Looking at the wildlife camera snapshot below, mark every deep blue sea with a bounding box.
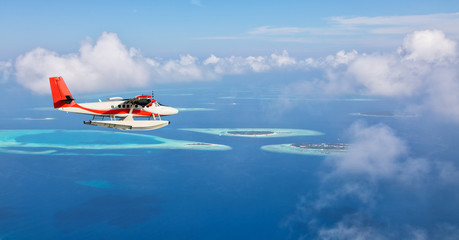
[1,74,459,239]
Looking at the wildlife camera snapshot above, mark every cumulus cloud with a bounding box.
[351,30,459,120]
[325,122,432,187]
[278,29,459,122]
[423,65,459,121]
[15,32,150,94]
[296,30,457,95]
[13,32,302,94]
[329,122,409,179]
[153,54,214,82]
[9,30,459,123]
[203,50,297,74]
[292,30,457,98]
[271,50,296,67]
[400,29,457,62]
[348,54,427,96]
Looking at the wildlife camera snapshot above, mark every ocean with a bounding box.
[1,75,458,239]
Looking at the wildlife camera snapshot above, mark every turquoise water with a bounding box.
[0,130,231,153]
[15,130,164,146]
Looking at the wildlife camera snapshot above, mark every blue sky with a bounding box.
[1,0,459,58]
[1,0,459,122]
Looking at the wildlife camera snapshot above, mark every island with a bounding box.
[185,143,213,146]
[291,143,347,151]
[0,129,231,156]
[261,142,348,156]
[351,112,417,118]
[180,128,323,138]
[226,131,276,137]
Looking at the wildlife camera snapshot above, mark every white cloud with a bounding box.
[331,12,459,36]
[13,32,303,94]
[279,30,459,122]
[424,65,459,121]
[318,216,388,240]
[203,54,220,65]
[203,50,297,74]
[246,56,270,72]
[232,13,459,45]
[0,60,13,83]
[325,50,358,67]
[270,50,296,67]
[15,32,150,94]
[313,182,375,210]
[204,56,247,74]
[326,122,432,185]
[400,29,457,62]
[331,122,407,179]
[347,54,425,97]
[10,30,459,123]
[153,54,215,82]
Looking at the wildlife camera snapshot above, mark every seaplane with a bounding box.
[49,76,178,130]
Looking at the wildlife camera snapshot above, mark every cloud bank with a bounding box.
[13,32,300,94]
[8,29,459,122]
[282,29,459,122]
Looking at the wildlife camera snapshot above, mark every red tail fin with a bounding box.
[49,76,75,108]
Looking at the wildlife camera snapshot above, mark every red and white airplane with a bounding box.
[49,76,178,130]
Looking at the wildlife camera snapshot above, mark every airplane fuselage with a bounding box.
[58,100,179,118]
